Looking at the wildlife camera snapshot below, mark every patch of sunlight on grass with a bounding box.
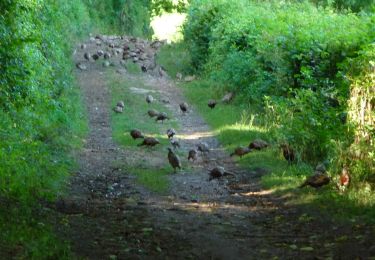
[129,167,170,194]
[151,13,186,43]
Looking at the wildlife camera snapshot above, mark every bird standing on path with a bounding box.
[230,147,252,158]
[113,105,123,113]
[208,99,217,109]
[197,142,210,154]
[146,94,154,104]
[208,166,236,181]
[168,148,181,173]
[179,102,188,114]
[138,137,160,147]
[170,138,180,150]
[156,112,169,123]
[167,128,176,139]
[188,149,198,162]
[148,109,159,118]
[130,129,144,140]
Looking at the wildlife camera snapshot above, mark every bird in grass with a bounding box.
[147,109,159,118]
[179,102,188,114]
[117,101,125,108]
[146,94,154,104]
[168,148,181,173]
[197,142,210,154]
[280,144,295,163]
[208,99,217,109]
[208,166,236,181]
[113,105,123,113]
[130,129,144,140]
[166,128,176,139]
[221,92,234,103]
[299,172,330,188]
[170,138,180,149]
[230,147,252,158]
[338,167,350,191]
[188,149,198,162]
[138,137,160,147]
[249,139,269,150]
[156,112,169,123]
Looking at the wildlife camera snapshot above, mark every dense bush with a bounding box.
[183,0,374,175]
[0,0,152,257]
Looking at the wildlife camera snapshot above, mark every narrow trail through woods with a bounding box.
[55,35,373,259]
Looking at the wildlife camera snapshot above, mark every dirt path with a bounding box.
[55,35,374,259]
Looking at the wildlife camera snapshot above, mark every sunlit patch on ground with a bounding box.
[151,13,186,43]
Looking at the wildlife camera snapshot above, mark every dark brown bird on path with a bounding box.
[197,142,210,153]
[208,166,236,181]
[299,172,330,188]
[113,106,123,113]
[84,52,91,61]
[141,65,147,72]
[92,53,99,60]
[138,137,160,147]
[168,148,181,173]
[230,147,252,158]
[117,101,125,108]
[104,52,111,59]
[146,94,154,104]
[280,144,295,163]
[208,99,217,109]
[249,139,269,150]
[166,128,176,139]
[179,102,188,114]
[130,129,144,140]
[148,109,159,118]
[170,138,180,149]
[156,112,169,123]
[188,149,198,161]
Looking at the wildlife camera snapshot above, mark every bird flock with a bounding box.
[77,34,350,188]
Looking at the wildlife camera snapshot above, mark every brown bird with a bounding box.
[208,166,236,181]
[146,94,154,104]
[197,142,210,153]
[179,102,188,114]
[208,99,217,109]
[299,172,330,188]
[138,137,160,147]
[156,112,169,123]
[92,53,99,60]
[249,139,269,150]
[188,149,198,161]
[83,52,91,61]
[166,128,176,139]
[130,129,144,140]
[170,138,180,149]
[104,52,111,59]
[168,148,181,173]
[113,106,123,113]
[230,147,252,158]
[147,109,159,118]
[338,167,350,190]
[117,101,125,108]
[280,144,295,163]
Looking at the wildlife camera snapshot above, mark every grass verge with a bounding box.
[157,43,375,223]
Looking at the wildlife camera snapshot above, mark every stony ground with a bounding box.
[53,34,375,259]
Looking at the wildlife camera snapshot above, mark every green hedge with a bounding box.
[183,0,374,169]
